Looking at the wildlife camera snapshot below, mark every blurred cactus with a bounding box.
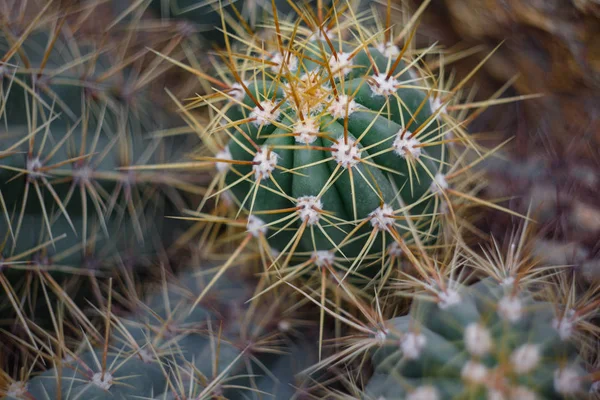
[0,0,202,265]
[0,0,205,368]
[148,0,296,36]
[0,264,314,399]
[364,277,594,399]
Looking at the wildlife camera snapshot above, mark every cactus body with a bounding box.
[214,29,445,279]
[364,277,591,400]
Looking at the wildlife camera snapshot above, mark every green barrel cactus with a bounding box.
[195,3,451,282]
[1,268,311,399]
[364,277,592,399]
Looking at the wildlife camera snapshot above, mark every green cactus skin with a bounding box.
[0,30,171,131]
[0,25,200,258]
[211,25,446,279]
[1,270,311,400]
[148,0,296,36]
[364,277,592,400]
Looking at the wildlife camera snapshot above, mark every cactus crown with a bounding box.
[365,276,592,400]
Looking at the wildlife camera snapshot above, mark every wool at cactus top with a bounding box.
[198,5,454,280]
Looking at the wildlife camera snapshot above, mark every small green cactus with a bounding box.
[182,1,458,290]
[364,277,592,400]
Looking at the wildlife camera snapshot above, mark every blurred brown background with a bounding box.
[411,0,600,282]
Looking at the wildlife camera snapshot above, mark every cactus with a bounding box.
[156,0,488,299]
[0,1,206,361]
[362,275,593,400]
[0,264,313,400]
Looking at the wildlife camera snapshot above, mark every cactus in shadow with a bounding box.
[147,0,297,39]
[0,0,206,361]
[0,262,315,400]
[0,2,202,262]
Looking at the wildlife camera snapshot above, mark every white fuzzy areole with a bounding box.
[553,367,581,394]
[247,215,267,237]
[313,250,335,267]
[328,95,358,119]
[552,309,576,340]
[331,136,361,168]
[500,276,516,287]
[296,196,323,225]
[270,52,298,74]
[438,288,461,309]
[387,241,403,257]
[374,328,389,346]
[229,82,246,102]
[376,42,401,59]
[252,146,278,180]
[91,371,114,390]
[464,323,493,356]
[328,52,353,77]
[510,344,540,373]
[250,100,280,126]
[497,295,523,323]
[294,117,320,144]
[278,319,292,332]
[26,157,43,179]
[309,28,331,42]
[401,332,427,360]
[407,386,439,400]
[430,173,449,195]
[6,381,27,398]
[369,204,395,231]
[429,96,448,117]
[393,132,422,159]
[369,73,399,97]
[138,347,155,363]
[215,147,233,173]
[510,387,537,400]
[461,360,488,384]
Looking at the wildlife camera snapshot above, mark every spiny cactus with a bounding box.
[156,0,508,299]
[0,1,205,364]
[363,277,592,400]
[0,263,313,400]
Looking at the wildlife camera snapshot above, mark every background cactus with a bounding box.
[2,1,599,399]
[0,0,206,373]
[148,0,296,38]
[363,277,592,399]
[0,262,314,400]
